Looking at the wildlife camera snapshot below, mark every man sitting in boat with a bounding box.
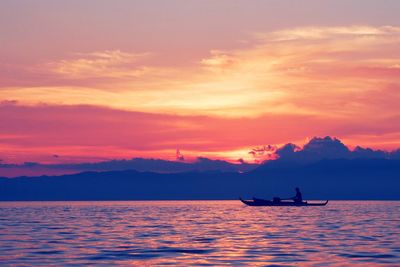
[291,187,303,203]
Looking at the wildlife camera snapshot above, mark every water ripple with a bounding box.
[0,200,400,266]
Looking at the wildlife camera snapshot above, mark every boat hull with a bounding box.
[239,198,328,207]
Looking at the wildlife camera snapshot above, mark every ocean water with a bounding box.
[0,201,399,266]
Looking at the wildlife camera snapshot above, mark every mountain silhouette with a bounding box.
[1,158,399,201]
[0,157,257,177]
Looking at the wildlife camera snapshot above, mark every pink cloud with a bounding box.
[1,102,400,164]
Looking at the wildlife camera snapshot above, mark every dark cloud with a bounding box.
[0,100,18,106]
[272,136,395,164]
[275,143,300,160]
[248,145,278,162]
[352,146,386,159]
[250,145,276,156]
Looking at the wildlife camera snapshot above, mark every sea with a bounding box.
[0,201,399,266]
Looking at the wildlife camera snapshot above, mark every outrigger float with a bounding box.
[240,197,329,207]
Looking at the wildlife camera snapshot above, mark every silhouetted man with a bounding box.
[292,187,303,203]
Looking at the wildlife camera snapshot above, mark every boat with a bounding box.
[239,197,329,206]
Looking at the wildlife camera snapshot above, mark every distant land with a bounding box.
[1,137,400,200]
[0,156,258,177]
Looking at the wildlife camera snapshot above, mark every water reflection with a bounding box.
[0,201,399,266]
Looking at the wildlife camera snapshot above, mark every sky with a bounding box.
[1,0,400,164]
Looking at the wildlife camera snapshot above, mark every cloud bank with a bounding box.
[1,25,400,163]
[272,136,400,164]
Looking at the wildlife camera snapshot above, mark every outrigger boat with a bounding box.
[240,197,328,207]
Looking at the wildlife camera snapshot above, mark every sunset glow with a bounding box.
[1,1,400,164]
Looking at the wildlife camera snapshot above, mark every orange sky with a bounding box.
[1,1,400,164]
